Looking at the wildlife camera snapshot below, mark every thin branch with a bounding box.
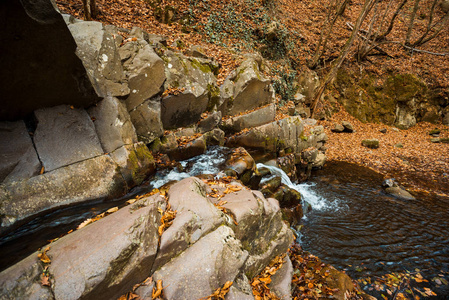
[387,41,449,56]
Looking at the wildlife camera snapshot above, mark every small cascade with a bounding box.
[257,163,329,211]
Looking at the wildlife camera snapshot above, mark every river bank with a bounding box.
[317,109,449,198]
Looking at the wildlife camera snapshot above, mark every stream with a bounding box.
[1,147,448,298]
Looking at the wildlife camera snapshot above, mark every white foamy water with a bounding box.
[256,163,334,211]
[152,147,228,188]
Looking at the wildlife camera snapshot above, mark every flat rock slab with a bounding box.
[152,177,224,272]
[152,225,248,300]
[220,104,276,134]
[0,155,127,233]
[0,121,41,183]
[226,116,305,153]
[34,105,104,172]
[0,252,52,299]
[48,194,164,300]
[268,256,293,299]
[88,96,137,153]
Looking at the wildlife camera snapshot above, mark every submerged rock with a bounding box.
[382,179,415,200]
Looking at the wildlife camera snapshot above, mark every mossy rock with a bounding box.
[335,69,428,125]
[361,139,379,149]
[429,128,441,135]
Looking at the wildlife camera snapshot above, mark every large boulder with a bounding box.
[151,225,248,300]
[87,96,138,153]
[119,38,166,111]
[165,135,207,161]
[0,121,41,183]
[220,103,276,134]
[268,256,293,299]
[219,55,275,116]
[226,116,305,153]
[34,105,104,172]
[0,252,52,299]
[48,194,164,300]
[0,194,164,300]
[161,50,219,129]
[0,155,127,233]
[152,177,225,272]
[66,19,129,97]
[128,99,164,144]
[0,0,100,121]
[109,142,156,188]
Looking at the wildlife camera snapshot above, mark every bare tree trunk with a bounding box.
[310,0,376,118]
[308,0,349,69]
[405,0,420,46]
[83,0,97,20]
[376,0,408,41]
[412,8,449,46]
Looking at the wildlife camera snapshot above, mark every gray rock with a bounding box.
[48,194,164,300]
[149,134,178,153]
[0,121,41,183]
[226,116,305,153]
[0,0,100,121]
[220,190,284,256]
[185,45,209,59]
[331,123,345,133]
[226,286,255,300]
[109,142,155,188]
[0,252,52,299]
[268,256,293,299]
[225,147,256,178]
[382,179,415,200]
[166,135,207,161]
[161,51,218,129]
[361,139,379,149]
[152,177,225,272]
[395,143,404,148]
[128,99,164,144]
[395,100,417,129]
[68,21,129,97]
[295,69,320,105]
[34,105,103,172]
[220,104,276,133]
[197,111,222,134]
[88,96,138,153]
[0,155,127,233]
[152,225,248,300]
[312,152,326,169]
[430,138,440,143]
[441,138,449,144]
[311,125,324,135]
[219,55,275,116]
[380,128,387,133]
[203,128,226,146]
[342,121,354,133]
[119,39,166,111]
[243,222,293,278]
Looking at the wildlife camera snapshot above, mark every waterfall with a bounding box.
[256,163,328,211]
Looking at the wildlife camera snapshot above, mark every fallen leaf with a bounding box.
[38,246,51,264]
[152,279,163,299]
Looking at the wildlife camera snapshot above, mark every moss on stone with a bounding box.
[189,58,212,73]
[335,68,429,125]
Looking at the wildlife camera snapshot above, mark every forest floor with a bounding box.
[55,0,449,197]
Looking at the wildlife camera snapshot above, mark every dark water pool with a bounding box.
[300,161,449,298]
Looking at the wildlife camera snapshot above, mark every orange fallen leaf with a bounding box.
[38,246,51,264]
[152,279,163,299]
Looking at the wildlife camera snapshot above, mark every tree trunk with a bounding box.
[310,0,376,118]
[83,0,97,21]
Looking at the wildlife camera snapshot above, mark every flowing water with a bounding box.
[2,148,449,298]
[262,161,449,298]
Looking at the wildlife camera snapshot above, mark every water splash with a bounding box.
[256,163,334,211]
[152,146,229,188]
